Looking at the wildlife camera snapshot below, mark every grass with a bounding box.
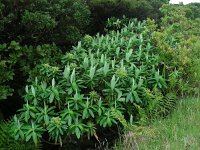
[113,97,200,150]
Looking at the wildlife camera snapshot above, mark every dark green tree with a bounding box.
[0,0,91,46]
[186,3,200,19]
[87,0,169,33]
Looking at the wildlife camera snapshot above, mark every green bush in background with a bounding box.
[154,4,200,96]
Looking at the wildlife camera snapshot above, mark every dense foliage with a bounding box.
[155,4,200,95]
[0,121,42,149]
[0,42,62,119]
[0,0,90,45]
[0,1,199,149]
[87,0,169,33]
[0,0,90,111]
[186,3,200,19]
[0,42,61,97]
[9,18,178,146]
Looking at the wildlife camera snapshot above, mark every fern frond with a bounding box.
[159,93,177,116]
[111,108,128,129]
[133,103,148,125]
[148,92,177,119]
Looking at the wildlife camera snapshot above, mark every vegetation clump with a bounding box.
[0,1,199,149]
[9,18,178,146]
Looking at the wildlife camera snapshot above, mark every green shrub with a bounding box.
[154,4,200,95]
[10,18,176,146]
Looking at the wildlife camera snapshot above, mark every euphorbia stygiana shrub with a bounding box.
[10,19,175,146]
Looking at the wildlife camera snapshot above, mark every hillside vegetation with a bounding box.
[0,1,199,149]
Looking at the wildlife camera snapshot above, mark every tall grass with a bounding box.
[113,97,200,150]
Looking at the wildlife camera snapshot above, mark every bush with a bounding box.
[10,18,177,146]
[154,4,200,95]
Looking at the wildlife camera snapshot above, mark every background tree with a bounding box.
[0,0,90,119]
[87,0,169,33]
[0,0,91,46]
